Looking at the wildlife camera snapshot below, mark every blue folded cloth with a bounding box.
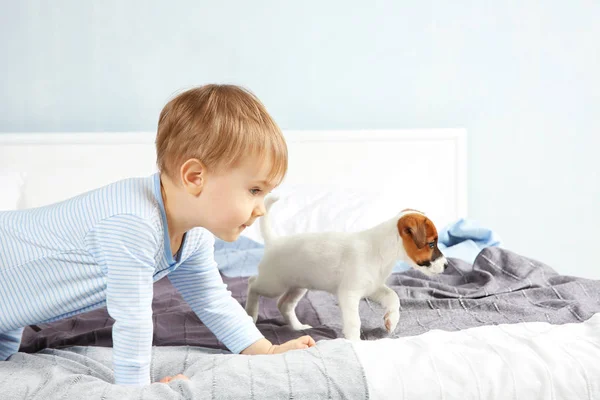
[438,218,502,261]
[215,219,502,277]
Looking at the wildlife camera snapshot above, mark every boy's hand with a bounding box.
[268,335,316,354]
[159,374,189,384]
[241,336,316,355]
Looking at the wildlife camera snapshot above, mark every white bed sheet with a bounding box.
[353,313,600,399]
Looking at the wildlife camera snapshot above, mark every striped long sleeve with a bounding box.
[168,232,264,354]
[85,214,159,386]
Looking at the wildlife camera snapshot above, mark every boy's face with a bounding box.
[196,157,277,242]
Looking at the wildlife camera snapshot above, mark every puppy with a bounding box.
[245,196,447,340]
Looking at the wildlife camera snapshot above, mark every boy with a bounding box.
[0,84,315,386]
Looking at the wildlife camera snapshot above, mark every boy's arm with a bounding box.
[85,215,158,386]
[168,231,264,354]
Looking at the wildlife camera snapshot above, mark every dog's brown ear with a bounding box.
[410,223,427,249]
[397,216,427,249]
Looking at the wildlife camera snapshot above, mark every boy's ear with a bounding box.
[180,159,205,196]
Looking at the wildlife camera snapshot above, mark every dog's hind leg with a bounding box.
[245,276,261,322]
[368,285,400,334]
[245,275,285,323]
[277,288,312,331]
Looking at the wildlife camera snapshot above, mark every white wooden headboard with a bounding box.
[0,129,467,227]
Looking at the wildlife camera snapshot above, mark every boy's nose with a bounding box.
[255,202,266,217]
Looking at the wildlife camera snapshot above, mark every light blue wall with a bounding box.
[1,1,599,275]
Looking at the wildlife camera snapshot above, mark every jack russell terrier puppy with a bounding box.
[245,197,448,341]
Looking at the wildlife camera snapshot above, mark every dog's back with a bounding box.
[261,230,370,291]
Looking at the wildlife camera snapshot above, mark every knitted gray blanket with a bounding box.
[1,340,366,399]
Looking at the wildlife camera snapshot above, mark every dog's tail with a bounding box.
[260,195,279,245]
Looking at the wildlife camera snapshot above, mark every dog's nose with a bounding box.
[443,261,449,270]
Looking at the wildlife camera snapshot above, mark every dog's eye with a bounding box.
[428,242,435,249]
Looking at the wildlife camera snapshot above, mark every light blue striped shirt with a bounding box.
[0,173,263,385]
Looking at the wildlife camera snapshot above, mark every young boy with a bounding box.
[0,84,315,386]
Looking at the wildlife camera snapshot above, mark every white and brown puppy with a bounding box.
[245,197,447,341]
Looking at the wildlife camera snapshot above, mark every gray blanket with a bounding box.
[361,246,600,338]
[9,247,600,398]
[1,340,367,399]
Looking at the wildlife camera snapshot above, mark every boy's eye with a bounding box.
[249,188,262,195]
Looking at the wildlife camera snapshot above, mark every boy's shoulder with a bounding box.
[75,174,161,222]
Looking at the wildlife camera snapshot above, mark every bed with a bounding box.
[1,130,599,399]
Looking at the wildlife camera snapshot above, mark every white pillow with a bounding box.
[0,171,25,211]
[242,184,402,244]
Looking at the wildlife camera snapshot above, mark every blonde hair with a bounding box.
[156,84,287,184]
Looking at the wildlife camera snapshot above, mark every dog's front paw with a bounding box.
[384,310,399,333]
[291,323,313,331]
